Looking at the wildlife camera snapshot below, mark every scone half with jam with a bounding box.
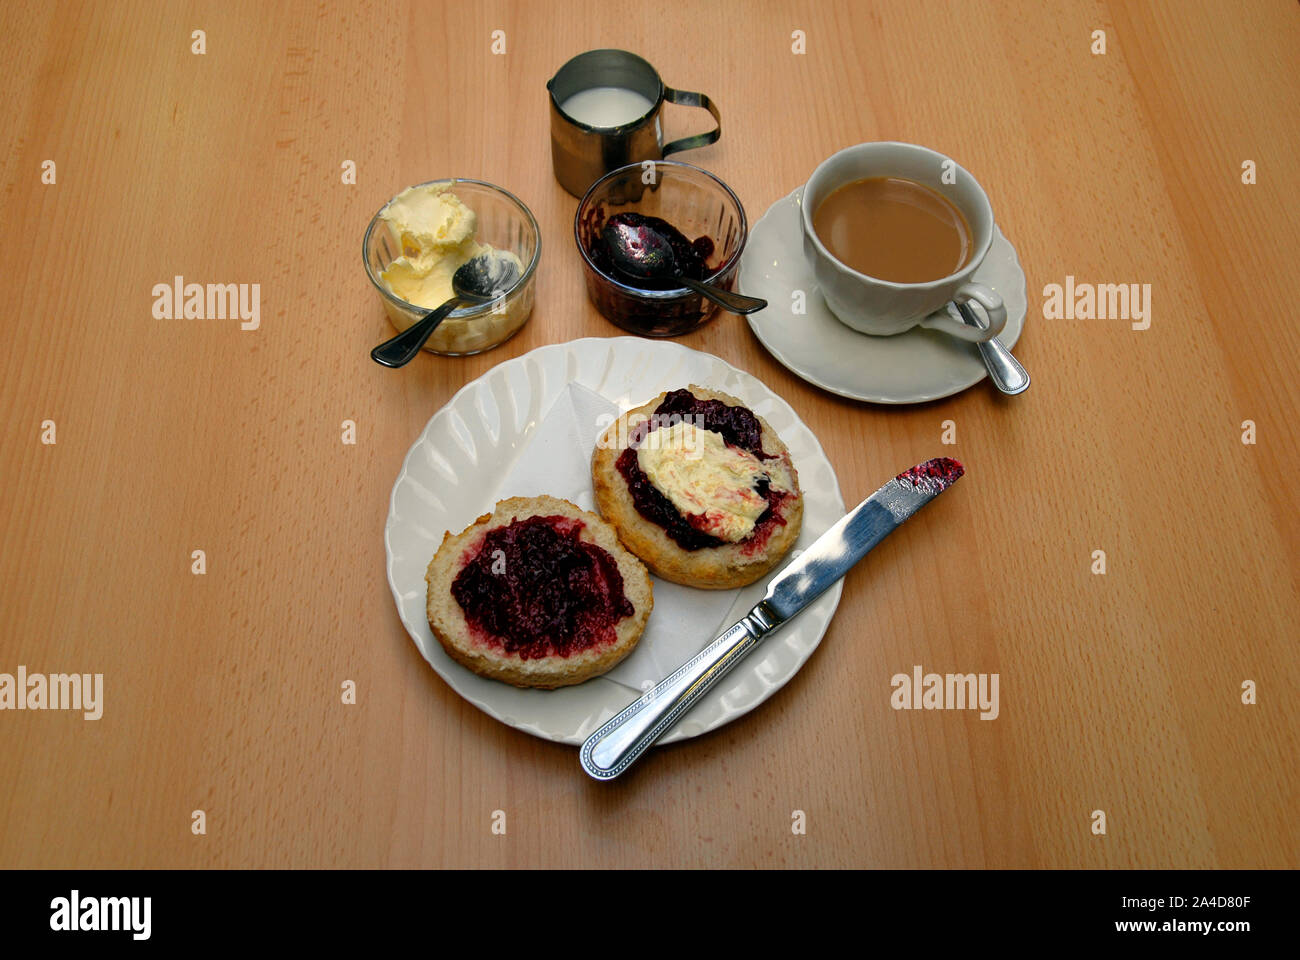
[592,385,803,589]
[426,495,653,689]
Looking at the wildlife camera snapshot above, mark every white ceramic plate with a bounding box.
[384,337,846,745]
[742,187,1028,404]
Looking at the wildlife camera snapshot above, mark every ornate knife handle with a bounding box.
[579,604,778,780]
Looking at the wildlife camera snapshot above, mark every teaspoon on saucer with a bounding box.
[955,300,1029,395]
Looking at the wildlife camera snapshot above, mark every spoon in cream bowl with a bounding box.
[371,251,521,368]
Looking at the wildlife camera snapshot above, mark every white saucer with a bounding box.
[741,188,1028,404]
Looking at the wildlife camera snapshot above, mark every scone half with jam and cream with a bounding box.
[592,386,803,590]
[426,496,653,689]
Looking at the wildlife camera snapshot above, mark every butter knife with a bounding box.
[579,457,965,780]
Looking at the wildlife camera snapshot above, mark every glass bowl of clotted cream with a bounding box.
[364,179,541,356]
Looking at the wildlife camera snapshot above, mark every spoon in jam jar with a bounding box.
[371,251,520,368]
[601,213,768,315]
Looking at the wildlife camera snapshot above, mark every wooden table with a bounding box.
[1,0,1296,869]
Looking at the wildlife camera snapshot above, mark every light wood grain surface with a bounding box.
[1,0,1296,869]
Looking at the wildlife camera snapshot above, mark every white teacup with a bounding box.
[800,142,1006,343]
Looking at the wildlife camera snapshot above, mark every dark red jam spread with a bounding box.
[615,389,790,552]
[450,515,633,659]
[895,457,965,492]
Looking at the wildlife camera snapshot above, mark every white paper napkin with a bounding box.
[495,382,739,692]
